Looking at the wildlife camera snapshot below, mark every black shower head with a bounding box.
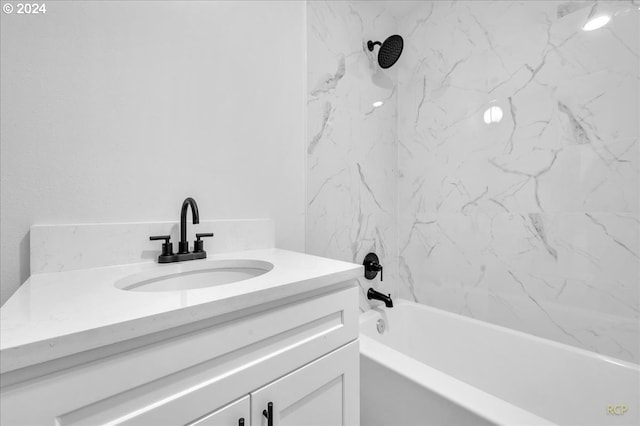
[367,34,404,69]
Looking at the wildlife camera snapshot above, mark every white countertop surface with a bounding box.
[0,248,362,374]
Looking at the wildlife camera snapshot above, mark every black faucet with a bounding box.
[367,288,393,308]
[179,197,199,254]
[149,197,213,263]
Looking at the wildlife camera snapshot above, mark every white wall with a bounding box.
[0,1,306,305]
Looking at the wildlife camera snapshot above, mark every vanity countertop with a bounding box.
[0,248,362,374]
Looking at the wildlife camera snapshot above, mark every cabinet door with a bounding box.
[251,341,359,426]
[189,395,250,426]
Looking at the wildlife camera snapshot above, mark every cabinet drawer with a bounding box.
[33,287,359,426]
[188,395,249,426]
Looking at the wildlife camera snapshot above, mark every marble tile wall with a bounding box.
[306,1,398,311]
[397,1,639,362]
[307,0,638,362]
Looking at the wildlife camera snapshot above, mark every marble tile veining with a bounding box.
[307,0,639,362]
[397,0,639,362]
[307,1,399,311]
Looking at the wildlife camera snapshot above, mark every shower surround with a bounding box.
[307,1,398,311]
[397,1,639,363]
[307,1,639,363]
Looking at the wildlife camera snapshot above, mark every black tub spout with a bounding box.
[367,288,393,308]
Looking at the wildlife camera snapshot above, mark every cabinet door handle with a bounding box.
[238,418,244,426]
[262,402,273,426]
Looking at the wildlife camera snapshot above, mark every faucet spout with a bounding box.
[367,288,393,308]
[179,197,199,254]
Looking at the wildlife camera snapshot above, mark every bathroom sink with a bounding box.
[115,259,273,292]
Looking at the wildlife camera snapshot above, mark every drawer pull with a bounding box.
[262,402,273,426]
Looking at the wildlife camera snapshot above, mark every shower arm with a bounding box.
[367,40,382,51]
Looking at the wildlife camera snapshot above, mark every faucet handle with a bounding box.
[194,233,214,253]
[363,252,383,282]
[150,235,174,257]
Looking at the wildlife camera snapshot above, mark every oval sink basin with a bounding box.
[116,259,273,292]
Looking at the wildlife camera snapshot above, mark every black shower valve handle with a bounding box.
[363,252,383,281]
[371,262,383,281]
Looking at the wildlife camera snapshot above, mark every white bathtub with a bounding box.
[360,299,639,426]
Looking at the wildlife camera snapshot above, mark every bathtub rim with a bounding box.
[360,334,557,426]
[361,299,640,370]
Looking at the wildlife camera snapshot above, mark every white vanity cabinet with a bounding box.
[189,396,250,426]
[250,341,358,426]
[190,341,358,426]
[0,285,360,426]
